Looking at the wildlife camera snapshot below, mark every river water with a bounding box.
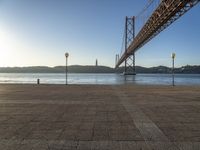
[0,73,199,85]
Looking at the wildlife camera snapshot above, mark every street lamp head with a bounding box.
[65,52,69,58]
[171,53,176,59]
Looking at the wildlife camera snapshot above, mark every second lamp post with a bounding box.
[65,52,69,85]
[171,52,176,86]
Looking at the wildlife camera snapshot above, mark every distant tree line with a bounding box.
[0,65,200,74]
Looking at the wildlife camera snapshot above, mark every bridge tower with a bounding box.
[124,16,136,75]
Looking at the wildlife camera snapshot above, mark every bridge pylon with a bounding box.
[124,16,136,75]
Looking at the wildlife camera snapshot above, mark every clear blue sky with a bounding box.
[0,0,200,67]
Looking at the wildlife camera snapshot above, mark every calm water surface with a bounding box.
[0,73,200,85]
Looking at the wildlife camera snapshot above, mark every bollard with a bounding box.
[37,79,40,85]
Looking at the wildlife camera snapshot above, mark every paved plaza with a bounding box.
[0,84,200,150]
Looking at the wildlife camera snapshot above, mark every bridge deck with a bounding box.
[0,84,200,149]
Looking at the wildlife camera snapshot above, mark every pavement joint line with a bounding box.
[0,100,95,105]
[0,139,200,149]
[1,100,199,105]
[111,86,181,150]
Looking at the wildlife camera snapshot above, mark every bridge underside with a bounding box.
[116,0,200,68]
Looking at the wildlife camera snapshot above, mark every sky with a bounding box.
[0,0,200,68]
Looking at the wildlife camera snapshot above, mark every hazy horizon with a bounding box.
[1,64,200,69]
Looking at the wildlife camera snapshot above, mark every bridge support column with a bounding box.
[124,53,136,75]
[124,16,136,75]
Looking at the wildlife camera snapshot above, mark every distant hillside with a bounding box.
[0,65,200,74]
[0,65,114,73]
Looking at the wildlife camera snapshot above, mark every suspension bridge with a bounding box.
[115,0,200,75]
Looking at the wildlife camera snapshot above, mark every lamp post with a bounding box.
[171,53,176,86]
[65,52,69,85]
